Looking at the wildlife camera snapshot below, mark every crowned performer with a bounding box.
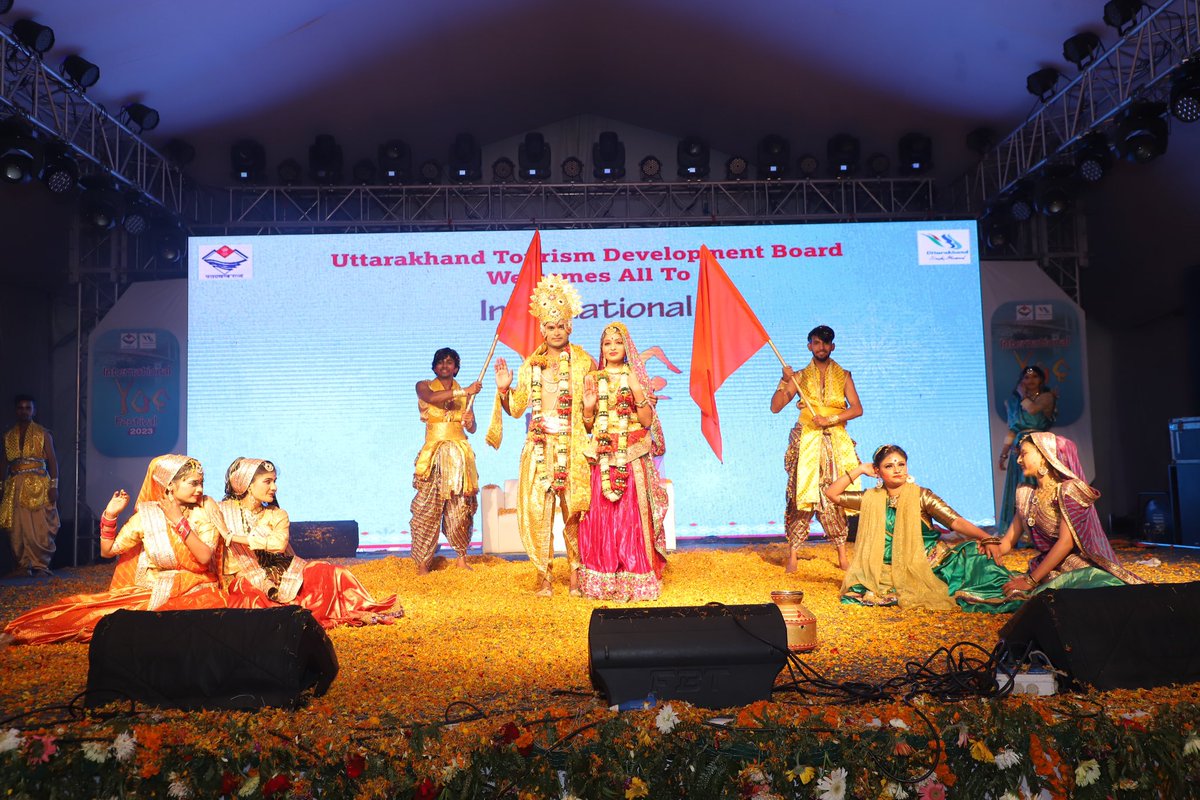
[490,275,596,596]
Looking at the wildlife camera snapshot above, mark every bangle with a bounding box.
[498,386,510,396]
[175,517,192,541]
[635,398,649,409]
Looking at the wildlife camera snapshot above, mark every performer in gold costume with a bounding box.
[410,348,482,574]
[1,395,59,577]
[490,275,596,596]
[770,326,862,572]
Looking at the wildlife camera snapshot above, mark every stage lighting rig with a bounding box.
[491,157,515,183]
[277,159,302,185]
[866,152,890,177]
[122,194,153,236]
[0,118,43,184]
[796,153,819,178]
[1074,132,1113,182]
[230,139,266,183]
[592,132,625,181]
[351,159,376,184]
[121,103,159,133]
[1062,32,1102,70]
[827,133,860,176]
[725,155,748,181]
[1026,67,1061,102]
[898,132,933,175]
[448,133,481,183]
[0,1,14,13]
[153,220,187,263]
[79,175,123,230]
[1034,169,1074,217]
[639,155,662,181]
[756,135,789,180]
[40,142,79,194]
[1170,57,1200,123]
[12,18,54,54]
[308,134,344,184]
[419,159,443,184]
[1006,183,1034,222]
[561,156,584,183]
[1116,102,1168,163]
[378,140,412,183]
[518,132,551,181]
[1103,0,1144,35]
[676,137,709,180]
[61,54,100,89]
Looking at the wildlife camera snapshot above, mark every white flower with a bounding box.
[815,767,847,800]
[112,731,136,762]
[999,793,1020,800]
[82,741,110,763]
[0,729,22,754]
[1076,759,1101,787]
[655,703,680,734]
[167,774,192,799]
[1184,735,1200,756]
[886,781,909,798]
[889,718,909,730]
[238,774,261,797]
[994,747,1022,770]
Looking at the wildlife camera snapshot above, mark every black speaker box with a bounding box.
[291,520,359,558]
[87,606,338,710]
[589,604,788,709]
[999,582,1200,690]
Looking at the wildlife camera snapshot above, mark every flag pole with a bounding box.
[766,339,819,419]
[466,334,501,413]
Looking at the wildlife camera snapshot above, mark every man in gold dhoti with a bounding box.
[410,348,482,575]
[490,275,596,596]
[1,395,60,577]
[770,326,862,573]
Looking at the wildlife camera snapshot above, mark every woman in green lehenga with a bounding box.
[826,444,1021,613]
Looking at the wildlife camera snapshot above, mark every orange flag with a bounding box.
[494,231,545,358]
[689,245,770,461]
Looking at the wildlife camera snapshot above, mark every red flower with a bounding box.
[497,722,521,745]
[346,753,366,779]
[220,772,241,794]
[263,774,292,798]
[414,777,441,800]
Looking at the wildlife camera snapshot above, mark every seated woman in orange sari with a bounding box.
[216,457,402,628]
[2,454,255,645]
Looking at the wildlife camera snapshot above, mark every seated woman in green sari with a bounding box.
[826,444,1020,612]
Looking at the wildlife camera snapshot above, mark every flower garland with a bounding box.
[594,368,633,501]
[529,350,572,492]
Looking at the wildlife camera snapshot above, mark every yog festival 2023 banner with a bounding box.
[188,222,988,549]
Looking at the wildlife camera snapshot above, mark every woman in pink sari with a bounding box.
[577,323,668,601]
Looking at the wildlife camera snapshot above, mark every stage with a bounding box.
[2,540,1199,798]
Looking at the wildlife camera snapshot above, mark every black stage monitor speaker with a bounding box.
[589,604,788,709]
[998,582,1200,690]
[87,606,338,710]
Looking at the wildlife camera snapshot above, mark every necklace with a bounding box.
[595,367,632,501]
[1026,481,1058,528]
[530,350,572,492]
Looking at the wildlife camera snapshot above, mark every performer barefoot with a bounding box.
[489,275,595,596]
[996,366,1057,539]
[770,325,862,572]
[827,445,1020,612]
[3,455,248,645]
[1,394,60,578]
[218,458,402,628]
[999,432,1142,598]
[577,323,669,601]
[410,348,482,574]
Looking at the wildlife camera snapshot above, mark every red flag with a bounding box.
[689,245,770,461]
[494,231,545,358]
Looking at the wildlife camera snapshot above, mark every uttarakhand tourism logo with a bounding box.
[916,229,972,265]
[198,244,253,280]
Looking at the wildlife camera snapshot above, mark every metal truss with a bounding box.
[0,27,184,211]
[187,178,941,235]
[956,0,1200,213]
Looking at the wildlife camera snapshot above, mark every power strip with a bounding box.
[995,667,1058,696]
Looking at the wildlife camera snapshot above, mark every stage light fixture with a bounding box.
[1074,132,1113,182]
[12,19,54,54]
[0,1,14,14]
[676,137,709,180]
[1170,57,1200,123]
[866,152,890,177]
[378,140,412,183]
[0,119,43,184]
[164,138,195,168]
[1103,0,1143,35]
[79,176,122,230]
[153,221,186,263]
[491,156,515,183]
[39,142,78,194]
[827,133,860,176]
[755,135,789,180]
[518,132,551,181]
[639,155,662,181]
[592,131,625,181]
[898,132,933,175]
[1026,67,1061,101]
[230,139,266,183]
[419,158,443,184]
[121,103,159,133]
[61,54,100,89]
[796,153,819,177]
[561,156,584,182]
[448,133,482,183]
[1034,173,1074,217]
[351,158,376,184]
[122,194,152,236]
[277,159,302,185]
[308,134,344,184]
[1006,183,1034,222]
[966,127,996,157]
[1116,102,1168,163]
[980,210,1015,251]
[725,155,749,181]
[1063,32,1102,69]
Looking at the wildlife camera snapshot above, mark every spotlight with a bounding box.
[518,132,551,181]
[122,194,152,236]
[79,176,122,230]
[1034,173,1074,217]
[1170,57,1200,123]
[1116,102,1168,163]
[491,157,515,183]
[12,18,54,54]
[39,142,78,194]
[153,220,186,263]
[61,54,100,89]
[725,155,749,181]
[448,133,481,183]
[898,132,933,175]
[966,127,996,157]
[351,158,376,184]
[756,135,789,180]
[796,153,819,177]
[827,133,860,176]
[277,159,302,185]
[378,140,412,183]
[308,134,343,184]
[121,103,159,133]
[866,152,891,177]
[419,158,443,184]
[1063,32,1102,70]
[1006,183,1034,222]
[676,137,709,180]
[0,119,43,184]
[230,139,266,183]
[561,156,584,182]
[1103,0,1144,35]
[163,138,195,168]
[981,210,1015,251]
[1026,68,1061,101]
[639,155,662,181]
[592,131,625,181]
[1074,132,1113,182]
